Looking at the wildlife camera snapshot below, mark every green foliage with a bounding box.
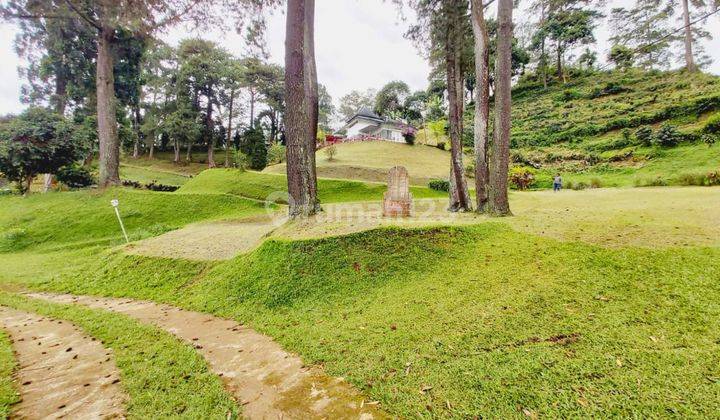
[56,164,95,188]
[240,127,267,171]
[608,45,634,70]
[428,178,449,192]
[374,80,410,117]
[323,145,337,161]
[653,124,681,147]
[266,143,286,165]
[0,107,87,193]
[704,113,720,134]
[635,126,654,146]
[701,134,716,147]
[234,151,249,171]
[509,166,536,190]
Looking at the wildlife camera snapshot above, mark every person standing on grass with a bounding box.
[553,173,562,192]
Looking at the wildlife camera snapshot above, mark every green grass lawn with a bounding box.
[265,141,451,185]
[37,224,720,418]
[178,169,445,202]
[0,329,18,418]
[0,292,238,418]
[2,179,720,417]
[0,188,266,252]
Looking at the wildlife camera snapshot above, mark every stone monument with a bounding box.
[383,166,412,217]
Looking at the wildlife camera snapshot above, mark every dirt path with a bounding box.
[0,306,126,419]
[28,293,383,419]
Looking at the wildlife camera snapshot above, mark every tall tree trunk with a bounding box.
[471,0,490,212]
[225,88,235,167]
[148,139,155,159]
[23,174,34,196]
[556,40,564,83]
[173,139,180,163]
[96,25,120,187]
[206,92,216,168]
[186,142,192,162]
[132,103,141,158]
[285,0,320,217]
[488,0,513,216]
[249,90,256,128]
[540,5,548,89]
[681,0,696,72]
[446,0,471,212]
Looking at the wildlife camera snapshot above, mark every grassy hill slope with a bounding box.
[508,69,720,187]
[265,141,450,185]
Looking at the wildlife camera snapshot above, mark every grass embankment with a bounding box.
[0,188,266,252]
[178,169,445,202]
[0,330,18,418]
[265,141,451,185]
[40,224,720,418]
[0,292,238,419]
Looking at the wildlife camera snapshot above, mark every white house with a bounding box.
[340,107,409,143]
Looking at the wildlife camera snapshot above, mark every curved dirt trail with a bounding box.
[0,306,126,419]
[28,293,384,419]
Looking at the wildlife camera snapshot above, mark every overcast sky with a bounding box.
[0,0,718,116]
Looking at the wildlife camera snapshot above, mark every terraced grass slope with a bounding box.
[178,169,445,202]
[511,69,720,147]
[265,141,451,185]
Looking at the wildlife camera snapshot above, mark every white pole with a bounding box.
[110,199,129,243]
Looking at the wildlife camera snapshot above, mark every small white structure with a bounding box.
[341,107,408,143]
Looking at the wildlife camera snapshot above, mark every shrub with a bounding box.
[634,176,667,187]
[635,126,653,146]
[428,179,450,192]
[464,161,475,178]
[323,145,337,161]
[707,170,720,186]
[122,179,143,189]
[402,126,417,145]
[676,173,706,186]
[267,143,286,165]
[234,151,249,171]
[145,182,179,192]
[571,181,589,190]
[436,141,446,151]
[590,178,603,188]
[55,165,95,188]
[704,113,720,134]
[653,124,681,147]
[509,166,536,190]
[701,134,716,147]
[241,127,267,170]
